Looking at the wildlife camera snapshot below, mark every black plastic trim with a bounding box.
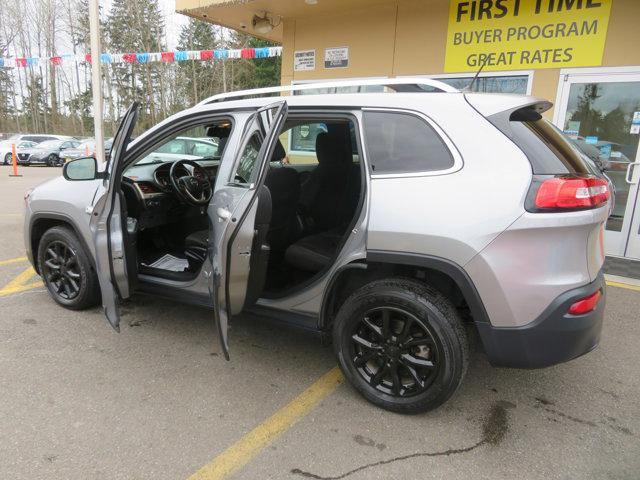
[28,212,97,274]
[477,271,606,369]
[365,250,491,325]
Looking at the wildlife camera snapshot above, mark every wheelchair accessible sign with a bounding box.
[444,0,613,72]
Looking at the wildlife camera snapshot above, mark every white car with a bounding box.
[1,134,73,165]
[1,140,38,165]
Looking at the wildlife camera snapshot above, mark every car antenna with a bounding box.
[463,57,488,93]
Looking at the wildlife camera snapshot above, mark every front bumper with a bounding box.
[477,271,605,369]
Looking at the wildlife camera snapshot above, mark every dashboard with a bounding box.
[121,159,219,227]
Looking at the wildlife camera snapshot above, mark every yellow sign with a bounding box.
[445,0,613,72]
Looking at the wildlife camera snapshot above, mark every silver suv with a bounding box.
[23,79,610,413]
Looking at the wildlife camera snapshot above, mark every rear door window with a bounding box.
[363,111,454,174]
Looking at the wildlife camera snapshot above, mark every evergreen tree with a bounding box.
[106,0,165,130]
[177,19,218,105]
[23,75,50,131]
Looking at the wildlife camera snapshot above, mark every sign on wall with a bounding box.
[294,50,316,71]
[325,47,349,69]
[444,0,613,72]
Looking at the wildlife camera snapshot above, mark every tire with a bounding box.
[3,153,11,165]
[333,278,468,414]
[37,226,100,310]
[47,154,59,167]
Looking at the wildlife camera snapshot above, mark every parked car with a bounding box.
[60,138,114,163]
[23,79,609,413]
[17,139,82,166]
[1,140,36,164]
[2,134,74,165]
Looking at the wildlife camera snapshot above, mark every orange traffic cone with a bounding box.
[8,143,22,177]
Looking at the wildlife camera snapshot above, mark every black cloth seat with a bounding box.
[299,126,353,232]
[284,230,343,272]
[185,229,208,249]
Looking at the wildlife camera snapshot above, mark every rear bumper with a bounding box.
[477,271,605,369]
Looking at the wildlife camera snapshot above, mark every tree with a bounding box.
[23,75,50,130]
[177,19,218,105]
[106,0,165,130]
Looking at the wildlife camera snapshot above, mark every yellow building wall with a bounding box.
[280,0,640,121]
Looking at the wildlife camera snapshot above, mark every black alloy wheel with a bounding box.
[333,278,468,413]
[4,152,11,165]
[47,154,58,167]
[37,226,100,310]
[42,240,81,300]
[350,306,440,398]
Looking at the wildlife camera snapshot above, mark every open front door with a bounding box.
[210,101,288,359]
[90,103,139,331]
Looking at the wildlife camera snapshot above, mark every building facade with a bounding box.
[176,0,640,268]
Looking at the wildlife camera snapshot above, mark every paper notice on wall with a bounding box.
[631,112,640,134]
[585,136,598,145]
[324,47,349,69]
[294,50,315,71]
[564,120,580,138]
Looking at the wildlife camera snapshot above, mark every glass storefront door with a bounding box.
[555,69,640,260]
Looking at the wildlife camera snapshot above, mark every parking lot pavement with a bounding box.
[1,164,639,480]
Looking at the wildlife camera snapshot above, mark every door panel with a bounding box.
[91,102,139,331]
[555,72,640,259]
[209,101,288,359]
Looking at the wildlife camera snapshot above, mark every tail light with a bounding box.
[568,290,602,315]
[532,176,609,211]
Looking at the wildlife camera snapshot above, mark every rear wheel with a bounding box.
[37,226,100,310]
[333,278,468,413]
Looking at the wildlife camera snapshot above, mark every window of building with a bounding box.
[363,111,454,174]
[434,74,530,94]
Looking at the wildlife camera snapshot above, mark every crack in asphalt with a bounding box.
[290,401,511,479]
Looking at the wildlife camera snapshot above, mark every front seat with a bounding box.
[264,166,300,252]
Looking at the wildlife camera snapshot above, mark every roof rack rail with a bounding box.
[197,77,458,105]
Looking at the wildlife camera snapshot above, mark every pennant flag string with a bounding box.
[0,46,282,69]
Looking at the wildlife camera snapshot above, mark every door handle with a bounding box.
[626,161,640,185]
[217,207,231,220]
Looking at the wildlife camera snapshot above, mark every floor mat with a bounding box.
[142,254,189,272]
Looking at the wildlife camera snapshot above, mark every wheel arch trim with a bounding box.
[320,250,491,329]
[29,212,96,274]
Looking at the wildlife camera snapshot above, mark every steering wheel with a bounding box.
[169,160,213,206]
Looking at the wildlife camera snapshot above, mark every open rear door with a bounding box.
[209,101,288,359]
[90,103,139,331]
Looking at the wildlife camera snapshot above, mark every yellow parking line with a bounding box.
[0,256,27,267]
[0,267,42,297]
[187,366,344,480]
[606,280,640,292]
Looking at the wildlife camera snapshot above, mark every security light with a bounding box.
[252,13,281,34]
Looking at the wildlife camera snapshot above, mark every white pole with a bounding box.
[88,0,105,164]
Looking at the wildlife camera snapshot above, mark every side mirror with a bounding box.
[63,157,101,181]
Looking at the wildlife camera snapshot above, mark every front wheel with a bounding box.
[47,154,59,167]
[333,278,468,414]
[3,153,11,165]
[37,226,100,310]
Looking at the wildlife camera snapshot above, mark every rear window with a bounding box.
[363,111,454,174]
[488,106,590,175]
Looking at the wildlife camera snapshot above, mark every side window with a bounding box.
[290,123,328,153]
[363,111,454,174]
[232,132,263,184]
[156,139,186,154]
[191,141,218,158]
